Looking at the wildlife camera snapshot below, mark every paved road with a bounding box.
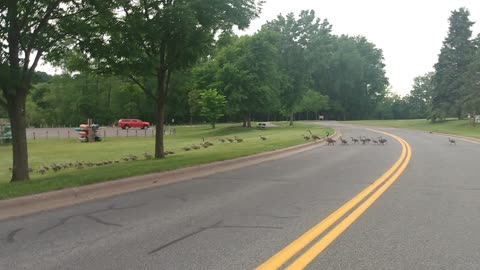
[1,123,479,269]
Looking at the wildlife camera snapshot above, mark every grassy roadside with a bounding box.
[0,122,331,200]
[343,119,480,139]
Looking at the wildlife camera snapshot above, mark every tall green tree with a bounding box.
[461,34,480,126]
[297,89,329,120]
[431,8,475,121]
[262,10,318,125]
[0,0,96,181]
[405,72,434,119]
[199,89,227,129]
[321,35,388,120]
[208,30,281,127]
[73,0,262,158]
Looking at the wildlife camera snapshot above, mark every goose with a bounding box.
[448,138,456,145]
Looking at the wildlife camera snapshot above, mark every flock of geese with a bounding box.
[10,132,461,176]
[302,129,389,146]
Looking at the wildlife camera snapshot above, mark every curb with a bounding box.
[0,131,338,221]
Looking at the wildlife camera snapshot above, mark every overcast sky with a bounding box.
[240,0,480,95]
[38,0,480,96]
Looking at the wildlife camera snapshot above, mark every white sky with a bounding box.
[38,0,480,96]
[240,0,480,96]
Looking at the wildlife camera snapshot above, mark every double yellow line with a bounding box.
[257,130,412,270]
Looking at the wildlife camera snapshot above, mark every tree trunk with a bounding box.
[7,91,29,182]
[289,111,294,126]
[154,68,169,159]
[472,111,476,127]
[212,122,216,129]
[242,113,248,127]
[247,112,252,128]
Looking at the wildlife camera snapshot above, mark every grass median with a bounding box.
[0,122,332,200]
[343,119,480,139]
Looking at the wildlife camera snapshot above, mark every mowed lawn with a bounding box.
[344,119,480,139]
[0,123,331,199]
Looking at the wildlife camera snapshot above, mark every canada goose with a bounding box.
[303,134,310,141]
[191,144,201,150]
[448,138,456,145]
[351,137,359,144]
[201,137,213,147]
[259,135,267,141]
[326,137,336,146]
[378,137,387,145]
[143,152,153,159]
[308,130,320,140]
[371,138,379,145]
[38,168,46,175]
[234,136,243,142]
[218,138,226,143]
[340,137,348,145]
[226,138,235,143]
[165,151,175,155]
[182,146,192,151]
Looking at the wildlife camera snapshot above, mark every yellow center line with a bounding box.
[256,131,409,270]
[286,137,411,269]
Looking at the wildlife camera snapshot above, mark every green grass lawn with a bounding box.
[0,122,331,200]
[344,119,480,139]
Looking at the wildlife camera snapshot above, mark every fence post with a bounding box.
[116,129,119,137]
[135,130,138,137]
[33,132,36,140]
[68,130,70,138]
[57,130,60,138]
[144,129,147,137]
[126,129,129,137]
[104,130,106,139]
[46,131,48,139]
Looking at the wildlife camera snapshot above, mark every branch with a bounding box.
[28,49,43,75]
[0,95,6,109]
[128,74,156,100]
[26,0,62,55]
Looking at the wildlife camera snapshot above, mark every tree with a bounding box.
[206,30,281,127]
[199,89,227,129]
[460,34,480,126]
[73,0,262,158]
[262,11,318,125]
[405,72,434,119]
[320,35,388,120]
[431,8,475,121]
[298,89,329,120]
[0,1,95,181]
[188,89,202,124]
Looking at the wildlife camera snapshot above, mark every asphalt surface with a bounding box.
[1,123,479,269]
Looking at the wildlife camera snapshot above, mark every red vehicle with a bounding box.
[117,119,150,129]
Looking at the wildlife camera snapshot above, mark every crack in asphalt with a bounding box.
[148,220,284,255]
[1,228,24,244]
[38,203,145,235]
